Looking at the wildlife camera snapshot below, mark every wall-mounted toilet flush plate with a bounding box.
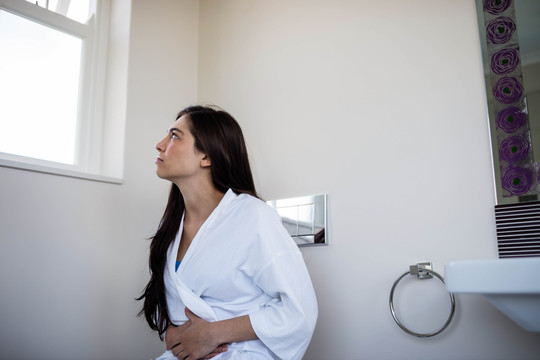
[267,194,328,247]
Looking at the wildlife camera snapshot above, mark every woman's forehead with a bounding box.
[170,115,191,131]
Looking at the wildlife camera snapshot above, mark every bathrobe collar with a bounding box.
[170,188,236,272]
[164,189,237,322]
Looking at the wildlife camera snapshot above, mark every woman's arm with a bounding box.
[169,308,257,360]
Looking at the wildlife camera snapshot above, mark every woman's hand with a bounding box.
[169,306,257,359]
[169,309,228,360]
[166,322,191,350]
[169,308,228,360]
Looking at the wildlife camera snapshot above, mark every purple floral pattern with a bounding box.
[501,167,533,195]
[491,47,520,75]
[496,107,527,133]
[483,0,512,15]
[482,0,537,197]
[499,135,530,163]
[486,17,516,44]
[493,77,523,104]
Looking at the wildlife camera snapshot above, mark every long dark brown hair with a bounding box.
[137,105,258,339]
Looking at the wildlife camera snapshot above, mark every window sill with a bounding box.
[0,158,123,184]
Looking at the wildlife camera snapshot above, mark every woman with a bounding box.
[138,105,318,360]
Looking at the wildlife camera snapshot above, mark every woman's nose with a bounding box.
[156,137,166,152]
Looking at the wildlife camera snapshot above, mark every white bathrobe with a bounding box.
[156,189,318,360]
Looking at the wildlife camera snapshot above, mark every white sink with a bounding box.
[445,258,540,332]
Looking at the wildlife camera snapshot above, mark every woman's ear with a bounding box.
[200,154,211,168]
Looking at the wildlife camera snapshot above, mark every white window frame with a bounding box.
[0,0,121,183]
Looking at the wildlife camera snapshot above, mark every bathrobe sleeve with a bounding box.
[243,203,318,360]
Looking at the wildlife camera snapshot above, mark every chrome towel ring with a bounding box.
[389,262,456,338]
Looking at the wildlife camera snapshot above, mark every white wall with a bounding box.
[1,1,540,359]
[197,0,540,359]
[0,0,197,359]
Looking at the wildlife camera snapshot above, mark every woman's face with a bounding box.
[155,115,210,183]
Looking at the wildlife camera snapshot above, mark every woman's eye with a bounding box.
[171,133,179,139]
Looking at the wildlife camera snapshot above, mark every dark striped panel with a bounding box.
[495,201,540,258]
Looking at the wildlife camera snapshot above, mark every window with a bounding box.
[0,0,118,182]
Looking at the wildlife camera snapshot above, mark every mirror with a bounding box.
[476,0,540,205]
[267,194,328,247]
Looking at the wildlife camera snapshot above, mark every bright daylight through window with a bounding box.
[0,0,115,181]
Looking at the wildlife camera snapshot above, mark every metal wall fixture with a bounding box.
[389,262,456,338]
[266,194,327,246]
